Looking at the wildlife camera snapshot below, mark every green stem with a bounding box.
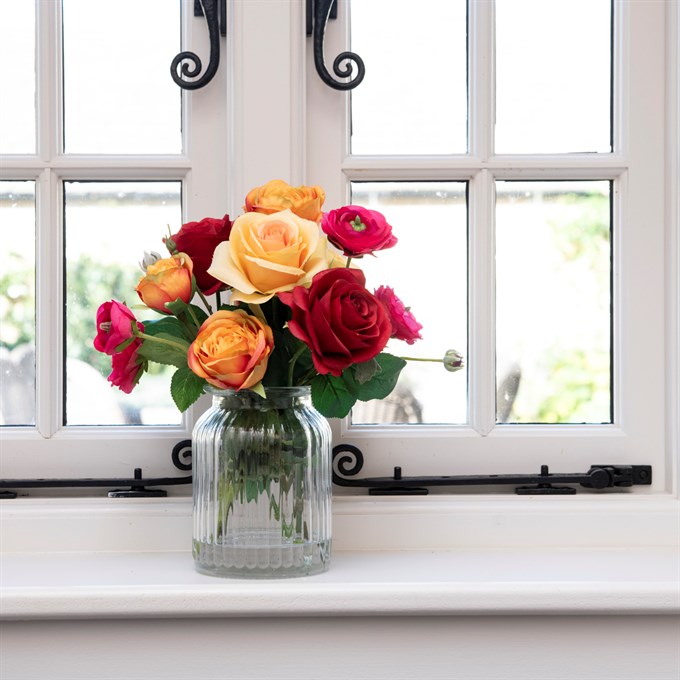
[134,330,188,352]
[216,290,222,309]
[185,305,201,329]
[345,256,353,268]
[196,289,213,315]
[287,344,308,386]
[399,356,443,363]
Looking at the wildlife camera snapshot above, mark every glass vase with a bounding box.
[192,386,332,578]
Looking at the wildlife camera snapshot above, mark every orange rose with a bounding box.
[136,254,193,313]
[207,209,329,304]
[187,309,274,391]
[244,179,325,222]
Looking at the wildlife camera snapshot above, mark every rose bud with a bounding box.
[443,349,464,372]
[187,309,274,391]
[278,268,392,377]
[107,340,145,394]
[136,253,194,313]
[169,215,232,295]
[321,205,398,257]
[94,300,144,355]
[244,179,326,222]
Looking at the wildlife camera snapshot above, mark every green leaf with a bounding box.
[352,357,380,385]
[187,303,209,326]
[354,353,407,402]
[164,298,190,316]
[143,316,192,342]
[311,373,358,418]
[170,366,205,412]
[137,332,190,368]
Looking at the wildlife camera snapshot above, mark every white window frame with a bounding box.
[0,0,677,556]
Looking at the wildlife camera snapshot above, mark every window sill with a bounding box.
[1,496,678,620]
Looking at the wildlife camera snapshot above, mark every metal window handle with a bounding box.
[306,0,366,91]
[170,0,226,91]
[171,1,364,92]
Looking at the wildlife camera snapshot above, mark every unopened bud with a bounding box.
[139,250,162,273]
[443,349,464,372]
[163,230,178,255]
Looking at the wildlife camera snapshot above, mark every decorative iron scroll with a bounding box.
[170,0,226,90]
[307,0,365,91]
[332,444,653,496]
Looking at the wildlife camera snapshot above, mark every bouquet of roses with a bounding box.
[93,180,463,418]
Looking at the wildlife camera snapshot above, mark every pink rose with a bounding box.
[94,300,144,355]
[321,205,397,257]
[107,340,145,394]
[278,268,392,377]
[374,286,423,345]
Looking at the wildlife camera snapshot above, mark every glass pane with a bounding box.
[0,0,35,153]
[495,181,611,424]
[64,181,182,425]
[349,182,467,425]
[350,0,467,155]
[62,0,182,154]
[0,181,36,426]
[495,0,611,153]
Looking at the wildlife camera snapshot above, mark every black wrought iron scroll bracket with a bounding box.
[332,445,653,496]
[0,440,193,499]
[306,0,365,91]
[171,0,226,90]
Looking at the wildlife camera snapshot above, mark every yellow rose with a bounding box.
[187,309,274,391]
[244,179,325,222]
[207,209,329,304]
[135,254,193,313]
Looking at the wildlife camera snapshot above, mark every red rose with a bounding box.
[107,340,145,394]
[94,300,144,355]
[374,286,423,345]
[169,215,232,294]
[321,205,397,257]
[278,268,392,377]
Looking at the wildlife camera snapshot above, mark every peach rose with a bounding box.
[187,309,274,391]
[244,180,325,222]
[136,254,193,313]
[207,209,329,304]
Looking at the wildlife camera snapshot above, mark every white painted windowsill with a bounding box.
[1,496,679,621]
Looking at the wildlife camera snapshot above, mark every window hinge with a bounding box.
[0,441,192,499]
[332,445,653,496]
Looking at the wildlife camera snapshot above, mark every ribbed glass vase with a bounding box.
[192,386,332,578]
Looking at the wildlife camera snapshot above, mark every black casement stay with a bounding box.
[332,445,653,496]
[0,441,193,500]
[0,441,652,499]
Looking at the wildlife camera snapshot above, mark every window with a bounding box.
[0,0,227,478]
[0,0,676,499]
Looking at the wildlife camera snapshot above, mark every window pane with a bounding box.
[64,181,182,425]
[350,0,467,155]
[0,0,35,153]
[495,181,611,424]
[62,0,182,154]
[495,0,611,153]
[0,182,36,426]
[349,182,467,425]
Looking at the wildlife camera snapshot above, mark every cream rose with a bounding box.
[207,209,329,304]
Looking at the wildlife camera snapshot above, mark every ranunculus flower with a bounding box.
[168,215,232,295]
[278,268,392,377]
[187,309,275,391]
[107,340,145,394]
[321,205,397,257]
[94,300,144,355]
[244,179,326,222]
[374,286,423,345]
[136,254,194,313]
[207,209,329,304]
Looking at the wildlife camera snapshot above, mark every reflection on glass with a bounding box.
[496,181,611,423]
[0,182,36,426]
[64,182,182,425]
[0,0,35,153]
[495,0,611,153]
[349,182,467,425]
[62,0,181,153]
[350,0,467,155]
